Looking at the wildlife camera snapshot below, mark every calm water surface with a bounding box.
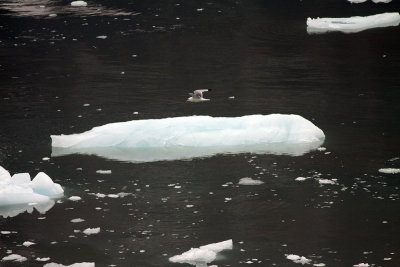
[1,0,400,266]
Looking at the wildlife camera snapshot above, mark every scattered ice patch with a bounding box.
[36,257,50,261]
[378,168,400,174]
[170,239,232,266]
[51,114,325,162]
[2,254,27,262]
[96,170,112,174]
[83,227,100,235]
[22,241,35,247]
[238,177,264,185]
[286,254,312,264]
[318,179,337,185]
[71,1,88,7]
[307,12,400,34]
[69,196,81,201]
[96,35,107,39]
[71,218,85,223]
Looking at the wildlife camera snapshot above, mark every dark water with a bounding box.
[1,0,400,266]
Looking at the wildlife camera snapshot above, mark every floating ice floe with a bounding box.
[83,227,100,235]
[347,0,368,3]
[0,166,63,217]
[51,114,325,162]
[353,264,370,267]
[2,254,27,262]
[71,1,87,7]
[169,239,232,266]
[307,12,400,34]
[372,0,392,2]
[378,168,400,174]
[286,254,312,264]
[238,177,264,185]
[44,263,95,267]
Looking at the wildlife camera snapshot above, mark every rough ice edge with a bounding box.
[169,239,232,265]
[307,12,400,34]
[51,114,325,162]
[378,168,400,174]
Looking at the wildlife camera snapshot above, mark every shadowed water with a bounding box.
[1,0,400,266]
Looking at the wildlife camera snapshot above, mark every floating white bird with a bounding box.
[187,89,211,102]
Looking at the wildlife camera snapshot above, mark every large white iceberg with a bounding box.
[0,166,63,217]
[51,114,325,162]
[307,12,400,34]
[169,239,233,266]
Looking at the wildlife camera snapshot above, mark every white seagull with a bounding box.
[187,89,211,102]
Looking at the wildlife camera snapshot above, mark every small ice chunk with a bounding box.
[108,194,119,198]
[169,239,232,265]
[286,254,312,264]
[378,168,400,174]
[347,0,368,3]
[228,96,235,99]
[317,147,326,151]
[318,179,336,185]
[295,177,308,181]
[96,170,112,174]
[36,257,50,261]
[71,1,88,7]
[313,264,326,267]
[42,157,50,161]
[83,227,100,235]
[96,35,107,39]
[2,254,27,262]
[353,264,369,267]
[22,241,36,247]
[372,0,392,3]
[69,196,81,201]
[238,177,264,185]
[70,218,85,223]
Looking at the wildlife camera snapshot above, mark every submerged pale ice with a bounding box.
[307,12,400,34]
[51,114,325,162]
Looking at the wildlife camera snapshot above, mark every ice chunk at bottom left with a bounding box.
[0,166,63,217]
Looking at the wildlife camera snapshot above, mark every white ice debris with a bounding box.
[96,35,107,39]
[51,114,325,162]
[318,179,337,185]
[286,254,312,264]
[169,239,232,266]
[378,168,400,174]
[295,177,308,181]
[307,12,400,34]
[353,264,370,267]
[71,1,88,7]
[36,257,51,261]
[70,218,85,223]
[44,263,94,267]
[96,170,111,174]
[372,0,392,3]
[0,166,63,210]
[238,177,264,185]
[69,196,81,201]
[83,227,100,235]
[22,241,35,247]
[2,254,27,262]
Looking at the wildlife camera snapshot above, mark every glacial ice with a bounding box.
[307,12,400,34]
[0,166,63,217]
[51,114,325,162]
[238,177,264,185]
[169,239,233,266]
